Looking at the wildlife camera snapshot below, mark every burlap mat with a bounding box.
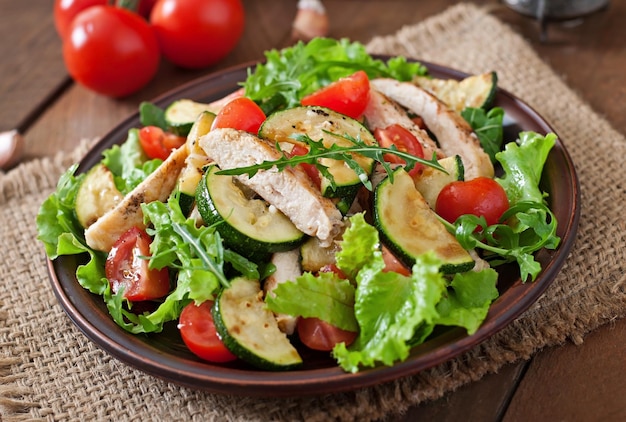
[1,3,625,421]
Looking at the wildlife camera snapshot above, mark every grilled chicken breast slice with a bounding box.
[371,78,494,180]
[198,128,344,247]
[264,249,302,335]
[363,89,443,160]
[85,144,188,252]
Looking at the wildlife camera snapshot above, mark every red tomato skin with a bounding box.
[301,70,370,119]
[297,317,357,352]
[211,97,266,133]
[179,301,238,363]
[54,0,107,39]
[105,227,170,302]
[150,0,245,69]
[289,143,322,189]
[138,126,185,160]
[374,124,425,177]
[436,177,510,226]
[381,245,411,276]
[62,6,160,97]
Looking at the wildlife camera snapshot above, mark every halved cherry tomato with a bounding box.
[211,97,266,133]
[290,143,322,189]
[178,301,238,363]
[374,124,425,177]
[297,317,357,352]
[381,245,411,276]
[436,177,510,227]
[105,227,170,302]
[138,126,185,160]
[301,70,370,119]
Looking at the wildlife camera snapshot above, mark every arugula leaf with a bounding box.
[461,106,504,162]
[103,194,260,335]
[244,38,427,114]
[216,132,445,191]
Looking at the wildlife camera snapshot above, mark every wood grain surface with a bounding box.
[2,0,625,420]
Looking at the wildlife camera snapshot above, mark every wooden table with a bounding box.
[3,1,625,420]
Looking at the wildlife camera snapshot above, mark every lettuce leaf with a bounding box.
[495,131,557,206]
[102,128,161,194]
[333,214,448,372]
[265,272,357,332]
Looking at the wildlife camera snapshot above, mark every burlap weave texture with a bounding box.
[1,3,625,421]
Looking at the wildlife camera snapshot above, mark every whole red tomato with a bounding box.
[63,5,160,97]
[54,0,107,39]
[150,0,245,69]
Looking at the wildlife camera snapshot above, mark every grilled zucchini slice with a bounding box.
[196,165,305,258]
[414,71,497,112]
[413,155,464,209]
[374,167,474,274]
[213,277,303,371]
[165,99,218,137]
[259,106,376,207]
[75,164,123,228]
[176,111,216,215]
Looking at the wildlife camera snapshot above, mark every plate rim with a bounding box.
[46,57,581,397]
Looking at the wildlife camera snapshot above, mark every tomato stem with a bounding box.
[115,0,140,12]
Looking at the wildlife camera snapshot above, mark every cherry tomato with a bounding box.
[301,70,370,119]
[374,124,425,177]
[138,126,185,160]
[381,245,411,276]
[211,97,266,133]
[178,301,238,363]
[297,317,357,352]
[105,227,170,302]
[290,143,322,189]
[150,0,245,69]
[62,6,160,97]
[54,0,107,39]
[436,177,510,226]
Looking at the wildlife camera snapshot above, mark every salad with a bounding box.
[37,38,560,373]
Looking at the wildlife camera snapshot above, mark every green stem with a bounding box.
[115,0,141,12]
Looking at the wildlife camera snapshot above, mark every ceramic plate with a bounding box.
[47,59,580,397]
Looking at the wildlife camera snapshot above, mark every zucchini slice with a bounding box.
[259,106,376,205]
[75,164,123,228]
[213,277,303,371]
[196,165,305,257]
[413,155,464,209]
[413,71,497,112]
[165,99,218,137]
[177,111,216,214]
[300,236,340,272]
[374,168,474,274]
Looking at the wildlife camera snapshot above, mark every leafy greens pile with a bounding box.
[37,37,560,373]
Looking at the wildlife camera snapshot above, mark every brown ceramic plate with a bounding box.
[47,59,580,397]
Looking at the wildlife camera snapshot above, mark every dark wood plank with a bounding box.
[503,317,626,421]
[0,0,67,133]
